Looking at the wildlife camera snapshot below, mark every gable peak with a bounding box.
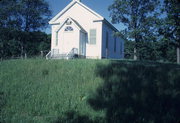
[49,0,104,24]
[73,0,81,2]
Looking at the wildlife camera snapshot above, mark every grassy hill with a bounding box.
[0,59,180,123]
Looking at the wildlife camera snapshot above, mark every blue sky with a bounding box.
[44,0,126,34]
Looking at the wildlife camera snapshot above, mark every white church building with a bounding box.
[46,0,124,59]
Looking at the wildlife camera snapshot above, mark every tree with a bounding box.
[0,0,51,31]
[109,0,160,60]
[0,28,22,58]
[0,0,22,29]
[0,0,51,58]
[157,18,177,62]
[18,0,51,32]
[162,0,180,63]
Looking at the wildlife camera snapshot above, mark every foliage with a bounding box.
[124,39,176,62]
[19,0,51,32]
[24,32,51,56]
[109,0,160,60]
[163,0,180,45]
[0,59,180,123]
[0,0,21,29]
[160,0,180,63]
[109,0,179,63]
[0,0,51,59]
[124,40,135,59]
[0,0,51,31]
[0,29,51,59]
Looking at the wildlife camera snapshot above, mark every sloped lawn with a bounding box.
[0,59,179,123]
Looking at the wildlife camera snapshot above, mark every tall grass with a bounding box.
[0,59,108,123]
[0,59,179,123]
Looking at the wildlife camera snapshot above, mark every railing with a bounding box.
[46,51,51,60]
[46,48,78,60]
[66,48,78,59]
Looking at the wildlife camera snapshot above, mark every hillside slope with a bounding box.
[0,59,180,123]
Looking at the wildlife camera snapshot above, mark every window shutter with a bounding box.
[120,40,123,54]
[90,29,96,44]
[114,37,116,52]
[56,32,58,46]
[106,32,109,49]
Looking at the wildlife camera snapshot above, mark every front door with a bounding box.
[62,26,76,54]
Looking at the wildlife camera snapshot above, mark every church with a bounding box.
[46,0,124,59]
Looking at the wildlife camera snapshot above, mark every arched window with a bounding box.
[64,26,73,31]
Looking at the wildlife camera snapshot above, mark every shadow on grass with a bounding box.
[54,60,180,123]
[0,91,6,123]
[88,60,180,123]
[53,111,105,123]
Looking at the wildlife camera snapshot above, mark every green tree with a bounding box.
[162,0,180,63]
[109,0,160,60]
[0,0,21,29]
[0,0,51,31]
[19,0,51,32]
[157,18,177,62]
[0,0,51,59]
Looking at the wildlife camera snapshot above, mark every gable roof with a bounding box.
[49,0,104,24]
[55,17,87,33]
[49,0,120,32]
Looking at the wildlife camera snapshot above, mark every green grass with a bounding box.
[0,59,109,123]
[0,59,179,123]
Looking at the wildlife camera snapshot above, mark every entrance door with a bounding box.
[62,31,75,54]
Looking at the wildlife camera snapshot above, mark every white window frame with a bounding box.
[89,29,96,45]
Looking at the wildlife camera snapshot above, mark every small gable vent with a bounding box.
[66,19,72,25]
[65,26,73,31]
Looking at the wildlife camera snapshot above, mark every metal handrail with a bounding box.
[46,51,51,60]
[66,48,78,59]
[46,48,78,59]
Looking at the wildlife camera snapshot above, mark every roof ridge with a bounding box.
[49,0,103,24]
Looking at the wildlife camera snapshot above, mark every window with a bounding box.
[114,37,116,52]
[106,31,109,49]
[55,32,58,46]
[89,29,96,44]
[65,26,73,31]
[120,41,123,54]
